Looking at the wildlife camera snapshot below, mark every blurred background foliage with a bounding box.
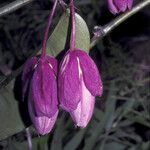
[0,0,150,150]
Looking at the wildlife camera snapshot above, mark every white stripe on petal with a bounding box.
[48,63,53,69]
[77,57,82,78]
[60,54,70,74]
[70,76,95,128]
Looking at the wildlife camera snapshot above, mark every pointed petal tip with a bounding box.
[75,123,87,128]
[70,81,95,128]
[108,0,119,15]
[76,50,103,97]
[98,84,103,97]
[127,0,133,9]
[35,111,59,135]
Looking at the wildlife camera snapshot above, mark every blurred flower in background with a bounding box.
[108,0,133,14]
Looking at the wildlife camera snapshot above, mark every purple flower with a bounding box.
[28,92,58,135]
[22,56,58,135]
[58,49,103,128]
[108,0,133,15]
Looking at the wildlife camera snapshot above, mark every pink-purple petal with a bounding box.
[108,0,119,14]
[28,98,58,135]
[127,0,133,9]
[59,52,81,112]
[114,0,127,12]
[70,78,95,128]
[108,0,133,14]
[31,58,58,118]
[76,50,103,97]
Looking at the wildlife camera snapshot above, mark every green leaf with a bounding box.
[103,142,126,150]
[142,142,150,150]
[64,129,86,150]
[50,115,65,150]
[6,136,49,150]
[125,113,150,128]
[46,10,90,56]
[0,86,25,140]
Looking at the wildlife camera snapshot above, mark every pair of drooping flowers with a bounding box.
[108,0,133,14]
[22,0,103,135]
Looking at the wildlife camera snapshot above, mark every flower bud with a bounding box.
[58,49,103,128]
[28,94,58,135]
[108,0,133,15]
[22,56,58,134]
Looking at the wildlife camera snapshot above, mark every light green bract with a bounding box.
[47,10,90,56]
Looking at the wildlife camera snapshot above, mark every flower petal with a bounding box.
[28,98,58,135]
[108,0,119,14]
[22,57,38,101]
[59,52,81,112]
[114,0,127,12]
[76,50,103,97]
[127,0,133,9]
[31,58,58,118]
[70,78,95,128]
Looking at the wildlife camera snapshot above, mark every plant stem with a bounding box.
[41,0,58,57]
[0,0,33,17]
[59,0,67,10]
[26,128,32,150]
[90,0,150,48]
[70,0,76,50]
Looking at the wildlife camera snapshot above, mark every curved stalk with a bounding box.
[41,0,58,57]
[70,0,76,50]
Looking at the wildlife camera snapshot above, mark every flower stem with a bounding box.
[41,0,58,57]
[70,0,76,50]
[0,0,33,17]
[59,0,67,11]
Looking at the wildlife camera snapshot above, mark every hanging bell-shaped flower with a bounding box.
[58,49,103,128]
[22,56,58,135]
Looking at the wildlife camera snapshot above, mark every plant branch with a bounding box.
[41,0,58,57]
[90,0,150,48]
[0,0,33,17]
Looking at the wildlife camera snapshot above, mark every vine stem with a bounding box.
[90,0,150,48]
[70,0,76,50]
[0,0,33,17]
[26,128,32,150]
[41,0,58,57]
